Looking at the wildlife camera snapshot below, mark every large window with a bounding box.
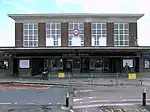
[23,23,38,47]
[68,23,84,46]
[114,23,129,46]
[46,23,61,46]
[91,22,107,46]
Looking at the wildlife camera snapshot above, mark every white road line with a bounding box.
[92,99,150,103]
[25,103,35,104]
[74,90,93,93]
[16,88,27,90]
[48,102,52,104]
[74,98,150,103]
[73,97,96,102]
[74,103,136,109]
[0,103,12,104]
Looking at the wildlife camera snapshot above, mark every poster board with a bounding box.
[128,73,136,79]
[144,60,150,68]
[19,60,30,68]
[123,59,133,67]
[58,72,65,78]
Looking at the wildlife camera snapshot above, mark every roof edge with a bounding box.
[8,13,145,20]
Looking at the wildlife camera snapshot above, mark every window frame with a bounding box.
[46,23,61,46]
[23,23,38,47]
[91,22,107,46]
[114,23,129,46]
[68,22,84,46]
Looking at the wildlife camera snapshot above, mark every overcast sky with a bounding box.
[0,0,149,46]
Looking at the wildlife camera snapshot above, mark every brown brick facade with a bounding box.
[38,23,46,47]
[107,23,114,46]
[129,23,137,46]
[84,22,91,46]
[15,23,23,47]
[61,23,68,47]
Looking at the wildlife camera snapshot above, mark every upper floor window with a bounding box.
[46,23,61,46]
[91,22,107,46]
[68,23,84,46]
[23,23,38,47]
[114,23,129,46]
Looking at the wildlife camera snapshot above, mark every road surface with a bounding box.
[0,86,73,105]
[73,86,150,111]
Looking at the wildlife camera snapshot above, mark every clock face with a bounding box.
[72,28,79,36]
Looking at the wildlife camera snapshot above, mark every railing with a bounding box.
[45,72,143,86]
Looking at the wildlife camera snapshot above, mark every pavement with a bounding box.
[0,76,147,87]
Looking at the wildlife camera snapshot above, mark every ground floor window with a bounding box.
[0,60,8,70]
[144,59,150,68]
[19,60,30,69]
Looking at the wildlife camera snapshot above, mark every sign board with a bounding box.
[19,60,30,68]
[58,72,65,78]
[123,59,133,67]
[128,73,136,79]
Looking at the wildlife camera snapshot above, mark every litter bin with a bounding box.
[42,71,49,80]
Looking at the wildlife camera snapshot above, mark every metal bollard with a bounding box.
[66,92,69,107]
[142,87,147,106]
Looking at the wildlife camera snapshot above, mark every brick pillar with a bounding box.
[84,22,91,46]
[107,23,114,46]
[38,23,46,47]
[129,23,137,46]
[61,22,68,47]
[15,23,23,47]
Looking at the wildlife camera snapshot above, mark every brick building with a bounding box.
[1,13,150,76]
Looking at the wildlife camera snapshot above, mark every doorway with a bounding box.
[63,58,73,72]
[109,58,121,73]
[81,57,90,73]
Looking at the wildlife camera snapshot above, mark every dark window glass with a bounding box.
[97,30,101,34]
[120,41,124,45]
[92,30,97,34]
[97,24,101,29]
[29,24,33,29]
[124,23,129,29]
[24,24,28,29]
[79,23,84,29]
[69,23,74,29]
[91,23,96,29]
[74,23,78,28]
[102,23,106,29]
[114,24,119,29]
[119,23,123,29]
[120,35,123,40]
[24,30,28,35]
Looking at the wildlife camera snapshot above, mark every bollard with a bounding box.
[66,92,69,107]
[142,87,147,106]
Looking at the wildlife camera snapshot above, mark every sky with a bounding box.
[0,0,149,46]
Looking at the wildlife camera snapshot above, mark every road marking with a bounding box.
[74,103,150,109]
[48,102,52,104]
[0,103,12,104]
[25,103,35,104]
[74,98,150,103]
[90,100,110,103]
[73,96,96,102]
[74,90,93,93]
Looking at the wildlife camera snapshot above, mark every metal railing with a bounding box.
[46,72,143,86]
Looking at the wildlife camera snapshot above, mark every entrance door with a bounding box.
[81,58,90,73]
[109,58,121,73]
[63,58,73,72]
